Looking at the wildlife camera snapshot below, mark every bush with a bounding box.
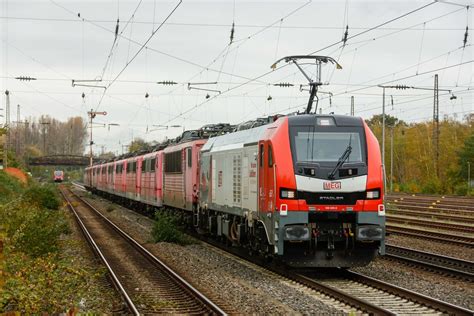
[398,181,421,193]
[0,171,24,203]
[23,184,61,210]
[0,201,69,257]
[421,178,442,194]
[453,183,468,196]
[151,212,193,245]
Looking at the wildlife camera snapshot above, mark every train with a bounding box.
[53,170,64,182]
[84,114,386,268]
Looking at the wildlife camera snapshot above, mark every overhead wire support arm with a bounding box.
[72,79,107,89]
[187,82,221,94]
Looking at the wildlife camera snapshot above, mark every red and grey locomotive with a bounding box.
[85,113,385,268]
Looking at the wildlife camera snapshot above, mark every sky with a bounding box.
[1,0,473,155]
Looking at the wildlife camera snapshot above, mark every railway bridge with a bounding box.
[28,155,96,166]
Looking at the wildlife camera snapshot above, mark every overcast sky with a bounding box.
[1,0,473,155]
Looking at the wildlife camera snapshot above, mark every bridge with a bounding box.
[28,155,97,166]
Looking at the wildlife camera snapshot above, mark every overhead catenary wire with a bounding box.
[0,15,469,32]
[162,3,443,127]
[10,1,472,154]
[308,1,438,56]
[416,22,426,75]
[94,0,182,112]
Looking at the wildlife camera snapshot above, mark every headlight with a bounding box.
[357,225,383,240]
[366,189,380,199]
[280,189,296,199]
[284,226,310,240]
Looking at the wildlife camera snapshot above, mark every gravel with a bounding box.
[79,190,473,314]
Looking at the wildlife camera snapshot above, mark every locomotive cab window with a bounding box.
[268,145,274,167]
[259,144,264,168]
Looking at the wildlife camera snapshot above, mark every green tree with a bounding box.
[456,131,474,180]
[128,138,150,153]
[366,114,405,128]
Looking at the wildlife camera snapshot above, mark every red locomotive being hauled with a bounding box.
[84,113,385,268]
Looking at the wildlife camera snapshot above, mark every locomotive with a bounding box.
[53,170,64,183]
[84,113,385,268]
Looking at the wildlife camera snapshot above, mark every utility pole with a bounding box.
[390,127,394,193]
[382,87,386,166]
[433,74,439,178]
[350,96,354,116]
[3,90,10,169]
[39,121,50,155]
[87,109,107,166]
[378,82,451,188]
[15,104,20,157]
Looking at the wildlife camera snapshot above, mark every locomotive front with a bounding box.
[271,114,385,267]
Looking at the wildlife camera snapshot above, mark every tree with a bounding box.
[8,116,87,159]
[128,138,150,153]
[98,151,115,160]
[456,131,474,180]
[365,114,405,128]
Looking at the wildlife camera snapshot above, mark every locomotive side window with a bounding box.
[127,162,132,173]
[187,147,192,168]
[150,158,156,172]
[259,144,264,168]
[268,145,273,167]
[165,150,182,173]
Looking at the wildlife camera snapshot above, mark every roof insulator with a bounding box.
[230,22,235,44]
[342,25,349,46]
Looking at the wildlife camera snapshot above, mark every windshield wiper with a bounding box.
[328,137,352,180]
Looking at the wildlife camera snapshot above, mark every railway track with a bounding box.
[387,215,474,234]
[292,270,473,315]
[385,244,474,281]
[386,195,474,212]
[386,224,474,247]
[386,208,474,224]
[60,186,226,315]
[191,230,473,315]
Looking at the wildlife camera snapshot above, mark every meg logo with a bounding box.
[323,181,341,190]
